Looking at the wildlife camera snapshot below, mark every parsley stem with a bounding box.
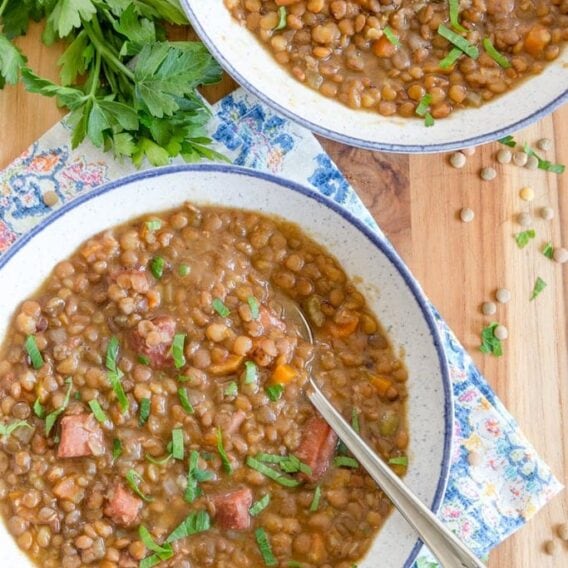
[0,0,9,18]
[83,19,135,82]
[87,52,102,98]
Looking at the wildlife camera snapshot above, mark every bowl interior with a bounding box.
[0,165,452,567]
[182,0,568,152]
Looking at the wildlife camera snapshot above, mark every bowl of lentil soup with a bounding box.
[0,165,452,567]
[181,0,568,152]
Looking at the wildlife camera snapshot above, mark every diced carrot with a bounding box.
[209,355,244,376]
[271,364,297,385]
[328,316,359,338]
[370,375,393,397]
[372,36,396,58]
[524,25,551,57]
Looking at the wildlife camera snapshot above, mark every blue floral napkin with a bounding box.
[0,88,562,566]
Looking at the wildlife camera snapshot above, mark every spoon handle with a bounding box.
[307,380,485,568]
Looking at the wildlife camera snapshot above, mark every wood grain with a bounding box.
[1,23,567,568]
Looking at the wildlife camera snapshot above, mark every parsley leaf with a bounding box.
[542,242,554,259]
[530,277,547,301]
[514,229,536,249]
[480,323,503,357]
[0,33,27,87]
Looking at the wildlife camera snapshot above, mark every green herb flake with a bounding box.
[0,420,32,440]
[247,296,260,320]
[388,456,409,466]
[125,469,153,502]
[515,229,536,249]
[139,397,151,426]
[424,112,435,127]
[383,26,399,46]
[415,94,432,117]
[171,428,184,460]
[105,337,129,413]
[88,399,108,423]
[216,428,233,474]
[309,485,322,512]
[224,381,238,398]
[530,277,547,301]
[139,525,173,568]
[33,398,45,419]
[212,298,230,318]
[439,47,463,69]
[523,143,565,174]
[334,456,359,469]
[542,242,554,259]
[178,387,194,414]
[287,563,304,568]
[245,456,300,488]
[249,494,271,517]
[437,24,479,59]
[254,453,312,476]
[145,453,173,466]
[274,6,287,31]
[150,256,165,279]
[166,510,211,543]
[45,378,73,436]
[171,333,186,369]
[112,438,123,461]
[479,322,503,357]
[498,135,516,147]
[137,354,150,366]
[244,360,258,384]
[25,335,44,369]
[178,263,191,277]
[184,451,214,503]
[145,219,162,232]
[255,528,278,566]
[266,384,284,402]
[351,408,360,433]
[449,0,466,33]
[482,37,511,68]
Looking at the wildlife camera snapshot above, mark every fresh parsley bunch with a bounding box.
[0,0,226,166]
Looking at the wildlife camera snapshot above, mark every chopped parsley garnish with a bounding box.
[105,337,129,413]
[309,485,322,512]
[125,469,153,502]
[383,26,399,46]
[388,456,409,466]
[530,277,547,301]
[212,297,230,317]
[244,360,258,384]
[246,456,300,487]
[415,94,432,117]
[149,256,165,279]
[499,135,517,147]
[145,453,173,466]
[247,296,260,320]
[112,438,123,461]
[523,143,565,174]
[266,384,284,402]
[139,397,151,426]
[515,229,536,249]
[88,399,108,423]
[224,381,238,398]
[449,0,466,33]
[216,428,233,474]
[255,453,312,476]
[249,494,271,516]
[0,420,31,440]
[178,387,194,414]
[480,323,503,357]
[171,333,186,369]
[274,6,287,31]
[424,113,435,127]
[287,563,304,568]
[145,219,162,232]
[45,377,73,436]
[185,450,214,503]
[139,525,173,568]
[166,510,211,542]
[334,456,359,469]
[255,528,278,566]
[25,335,44,369]
[178,263,191,277]
[437,24,479,59]
[137,354,150,366]
[33,397,45,419]
[543,242,554,259]
[482,38,511,68]
[351,408,361,433]
[171,428,184,460]
[439,47,463,69]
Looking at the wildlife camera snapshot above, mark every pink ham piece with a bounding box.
[212,488,253,530]
[57,414,105,458]
[129,315,176,368]
[295,416,338,481]
[104,483,143,527]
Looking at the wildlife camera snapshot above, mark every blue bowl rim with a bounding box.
[0,163,454,567]
[180,0,568,154]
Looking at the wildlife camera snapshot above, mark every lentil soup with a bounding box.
[225,0,568,121]
[0,204,408,568]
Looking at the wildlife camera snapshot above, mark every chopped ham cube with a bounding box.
[104,483,143,527]
[212,488,253,530]
[295,416,338,481]
[57,414,105,459]
[129,315,176,368]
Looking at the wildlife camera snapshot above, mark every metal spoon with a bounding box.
[282,298,485,568]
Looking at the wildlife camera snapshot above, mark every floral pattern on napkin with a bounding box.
[0,88,562,566]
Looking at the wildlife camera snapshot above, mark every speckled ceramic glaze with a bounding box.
[0,165,452,567]
[181,0,568,153]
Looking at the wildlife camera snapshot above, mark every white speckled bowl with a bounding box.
[0,165,452,567]
[181,0,568,153]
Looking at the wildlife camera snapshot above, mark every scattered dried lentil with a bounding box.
[519,186,535,201]
[540,206,554,221]
[536,138,552,152]
[450,152,467,169]
[544,540,557,556]
[43,191,59,207]
[553,248,568,264]
[494,325,508,340]
[461,147,476,157]
[495,288,511,304]
[513,151,528,167]
[460,207,475,223]
[480,167,497,181]
[496,149,512,164]
[481,302,496,316]
[525,155,539,170]
[517,212,532,227]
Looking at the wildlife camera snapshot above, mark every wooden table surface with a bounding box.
[1,23,566,568]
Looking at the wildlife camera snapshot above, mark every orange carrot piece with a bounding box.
[271,364,297,385]
[370,375,393,397]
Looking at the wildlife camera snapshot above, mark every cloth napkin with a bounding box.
[0,88,562,566]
